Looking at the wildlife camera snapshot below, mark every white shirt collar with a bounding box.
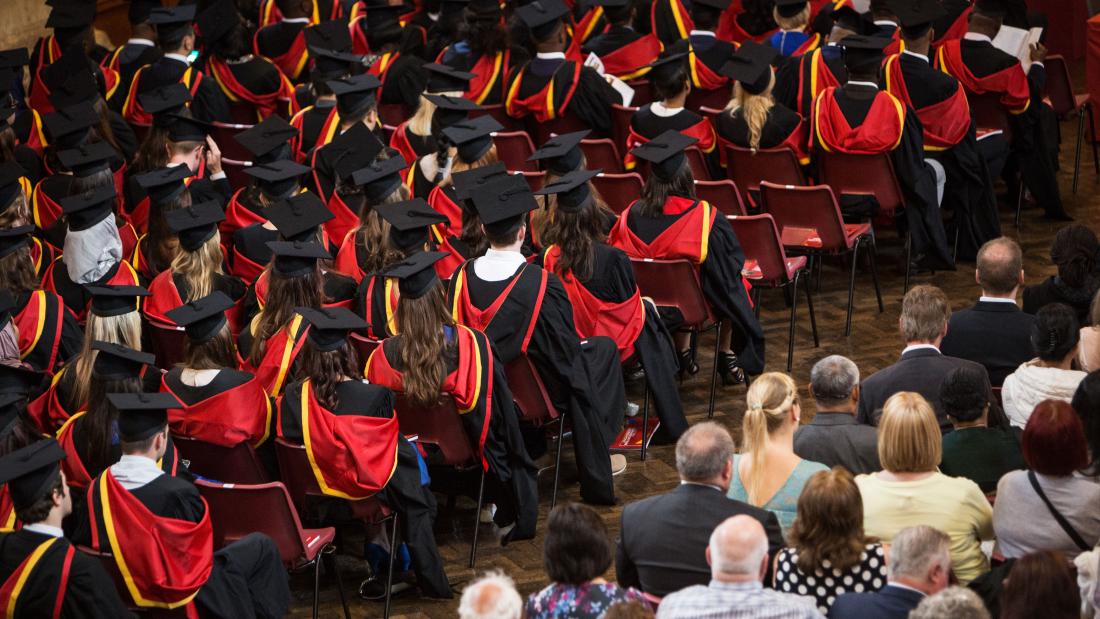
[680,480,724,492]
[164,53,192,66]
[127,38,155,47]
[109,454,164,491]
[902,343,941,355]
[964,32,993,44]
[847,80,880,89]
[887,582,928,597]
[979,295,1018,304]
[690,30,716,37]
[472,248,526,282]
[650,101,683,117]
[22,523,64,538]
[874,19,899,27]
[282,17,311,24]
[536,52,566,60]
[902,50,930,63]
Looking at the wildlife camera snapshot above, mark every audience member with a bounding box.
[1002,303,1087,428]
[527,503,644,619]
[828,525,950,619]
[795,356,880,474]
[1077,545,1100,619]
[1080,290,1100,372]
[938,366,1024,494]
[459,571,523,619]
[657,515,823,619]
[993,401,1100,560]
[858,285,993,429]
[1000,551,1081,619]
[1023,224,1100,323]
[775,468,887,614]
[605,601,656,619]
[728,372,828,532]
[617,422,783,597]
[856,392,993,584]
[1071,371,1100,479]
[941,237,1036,385]
[908,586,990,619]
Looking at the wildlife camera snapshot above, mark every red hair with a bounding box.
[1022,400,1089,476]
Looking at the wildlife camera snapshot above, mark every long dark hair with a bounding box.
[540,191,609,282]
[83,375,142,476]
[1071,370,1100,477]
[298,340,361,410]
[182,322,239,370]
[145,189,191,276]
[249,264,324,365]
[346,173,406,274]
[131,126,172,174]
[636,160,695,217]
[0,247,39,296]
[460,10,509,56]
[395,286,454,407]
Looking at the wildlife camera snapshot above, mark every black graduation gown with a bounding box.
[309,125,390,201]
[667,34,736,89]
[108,42,162,99]
[447,260,621,505]
[253,21,309,84]
[0,529,132,618]
[279,380,451,597]
[293,99,337,160]
[891,52,1000,261]
[232,223,278,276]
[238,270,357,327]
[507,57,621,137]
[536,244,688,439]
[113,56,231,123]
[14,291,82,373]
[715,104,804,149]
[630,104,718,173]
[439,45,528,106]
[105,111,138,161]
[378,54,428,110]
[582,26,643,57]
[774,44,848,118]
[12,144,44,186]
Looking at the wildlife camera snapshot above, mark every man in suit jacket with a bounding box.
[829,525,950,619]
[795,356,881,474]
[616,422,784,597]
[941,237,1036,385]
[858,285,994,430]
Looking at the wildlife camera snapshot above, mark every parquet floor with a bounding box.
[293,92,1100,619]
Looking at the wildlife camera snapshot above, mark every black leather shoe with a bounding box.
[718,351,746,386]
[359,575,412,600]
[678,348,699,379]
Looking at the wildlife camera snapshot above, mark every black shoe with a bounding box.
[718,352,746,386]
[678,348,699,379]
[359,575,412,601]
[623,358,645,383]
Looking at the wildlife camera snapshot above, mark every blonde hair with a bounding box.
[169,232,225,303]
[773,4,811,30]
[407,90,462,136]
[742,372,799,506]
[441,146,499,188]
[724,74,776,152]
[70,311,143,407]
[878,392,942,473]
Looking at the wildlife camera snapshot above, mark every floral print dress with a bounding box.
[526,581,646,619]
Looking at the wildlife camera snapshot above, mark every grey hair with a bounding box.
[810,355,860,406]
[675,422,735,483]
[709,519,768,575]
[889,526,951,580]
[458,571,523,619]
[909,586,991,619]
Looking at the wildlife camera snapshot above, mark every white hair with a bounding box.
[709,522,768,576]
[458,571,523,619]
[909,586,990,619]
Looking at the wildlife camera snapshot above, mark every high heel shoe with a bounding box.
[718,351,746,386]
[678,348,699,380]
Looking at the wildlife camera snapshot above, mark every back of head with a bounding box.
[975,236,1022,296]
[1001,551,1081,619]
[742,372,798,504]
[543,503,613,585]
[899,285,949,343]
[458,571,523,619]
[1031,303,1079,363]
[604,601,655,619]
[1022,400,1088,477]
[888,525,950,582]
[939,365,991,423]
[708,514,768,580]
[878,392,941,473]
[909,586,990,619]
[787,467,869,573]
[1070,370,1100,475]
[809,355,859,409]
[674,421,734,483]
[1050,224,1099,289]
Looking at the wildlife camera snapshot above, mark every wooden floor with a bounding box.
[293,106,1100,618]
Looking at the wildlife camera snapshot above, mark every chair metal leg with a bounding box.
[312,552,322,619]
[867,235,883,312]
[786,274,799,372]
[751,288,761,318]
[804,271,819,348]
[1088,103,1099,175]
[323,545,352,619]
[1074,108,1085,194]
[383,514,398,619]
[845,241,860,336]
[469,469,486,568]
[640,384,650,461]
[707,325,719,419]
[551,416,564,508]
[903,232,912,294]
[1014,181,1024,228]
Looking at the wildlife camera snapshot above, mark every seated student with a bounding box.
[365,251,538,542]
[665,0,737,93]
[869,0,902,48]
[626,52,717,171]
[27,285,146,435]
[884,0,1000,261]
[448,176,626,503]
[0,355,50,462]
[102,0,162,99]
[313,125,386,247]
[527,131,619,251]
[253,0,314,84]
[0,440,131,617]
[768,0,821,56]
[535,169,688,440]
[773,5,858,119]
[115,4,230,123]
[810,35,954,271]
[609,131,765,385]
[408,113,502,222]
[309,73,386,202]
[197,2,297,123]
[289,21,363,162]
[938,365,1024,494]
[334,154,411,281]
[129,165,190,279]
[279,306,451,599]
[505,0,621,136]
[27,1,99,113]
[225,159,313,273]
[353,4,427,112]
[389,66,477,168]
[162,292,272,452]
[715,40,810,173]
[436,1,526,105]
[0,87,44,186]
[581,0,662,81]
[72,392,290,618]
[256,0,342,29]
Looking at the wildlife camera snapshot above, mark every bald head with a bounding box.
[976,237,1023,297]
[675,422,735,487]
[458,571,522,619]
[707,515,769,582]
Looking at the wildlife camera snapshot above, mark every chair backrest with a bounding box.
[695,180,746,216]
[380,124,396,143]
[728,214,794,286]
[724,144,806,209]
[611,104,639,158]
[504,356,559,425]
[76,546,187,617]
[470,103,517,132]
[592,172,644,214]
[273,438,324,511]
[209,121,254,161]
[227,103,260,126]
[816,151,904,224]
[520,170,546,191]
[145,319,187,369]
[172,435,270,485]
[966,92,1012,135]
[377,103,409,127]
[493,131,537,172]
[131,123,151,145]
[393,395,479,468]
[579,138,623,173]
[220,157,251,191]
[686,87,731,111]
[1043,55,1076,116]
[629,258,711,327]
[759,181,852,251]
[684,146,710,181]
[195,480,307,566]
[625,79,653,106]
[531,113,588,145]
[698,106,723,127]
[349,333,380,364]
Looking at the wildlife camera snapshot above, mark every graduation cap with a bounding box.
[528,130,590,175]
[306,20,354,52]
[451,162,510,200]
[534,168,601,212]
[165,113,213,143]
[139,84,192,128]
[774,0,809,18]
[351,154,407,202]
[86,284,150,317]
[165,291,236,343]
[595,0,632,21]
[45,52,100,110]
[196,1,239,45]
[0,226,33,260]
[0,49,29,71]
[423,63,476,94]
[135,165,191,205]
[383,251,448,299]
[645,51,688,83]
[296,306,366,352]
[517,0,570,41]
[720,41,778,95]
[327,73,382,116]
[264,191,334,241]
[129,0,162,24]
[44,101,99,150]
[0,290,13,328]
[91,341,155,380]
[309,46,366,80]
[0,162,26,213]
[108,392,182,442]
[974,0,1006,18]
[375,198,448,250]
[243,160,310,199]
[268,240,332,276]
[57,141,116,178]
[442,115,503,163]
[234,116,298,164]
[831,6,863,32]
[331,128,385,183]
[467,0,503,16]
[890,0,947,37]
[467,175,539,236]
[840,34,890,73]
[362,2,406,34]
[629,129,698,180]
[47,1,97,32]
[0,361,42,399]
[691,0,732,10]
[165,201,225,251]
[0,440,66,512]
[423,94,482,129]
[61,184,115,231]
[149,4,197,42]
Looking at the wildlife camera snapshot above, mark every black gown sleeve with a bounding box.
[63,552,137,619]
[57,312,84,367]
[699,215,766,374]
[565,66,622,137]
[13,145,42,185]
[891,109,955,269]
[190,79,232,123]
[380,57,428,110]
[107,112,138,161]
[772,55,801,112]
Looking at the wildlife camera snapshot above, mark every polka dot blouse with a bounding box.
[773,543,888,614]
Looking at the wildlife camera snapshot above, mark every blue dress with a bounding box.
[768,30,812,56]
[727,454,829,532]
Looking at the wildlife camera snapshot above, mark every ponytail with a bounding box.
[741,372,799,506]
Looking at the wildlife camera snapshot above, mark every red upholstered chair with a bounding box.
[625,79,653,106]
[209,121,254,161]
[966,93,1025,226]
[469,103,518,132]
[220,157,251,191]
[76,546,190,617]
[377,103,410,127]
[131,123,151,145]
[695,180,746,217]
[492,131,538,172]
[196,480,355,619]
[380,124,395,143]
[1044,54,1098,194]
[728,214,818,372]
[592,172,644,215]
[227,103,261,125]
[611,104,638,158]
[698,106,724,127]
[685,146,710,181]
[349,333,381,363]
[629,258,722,418]
[758,182,883,336]
[172,436,270,485]
[521,170,547,191]
[686,87,731,111]
[531,112,588,145]
[580,138,624,173]
[505,356,566,497]
[145,319,187,369]
[724,144,806,212]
